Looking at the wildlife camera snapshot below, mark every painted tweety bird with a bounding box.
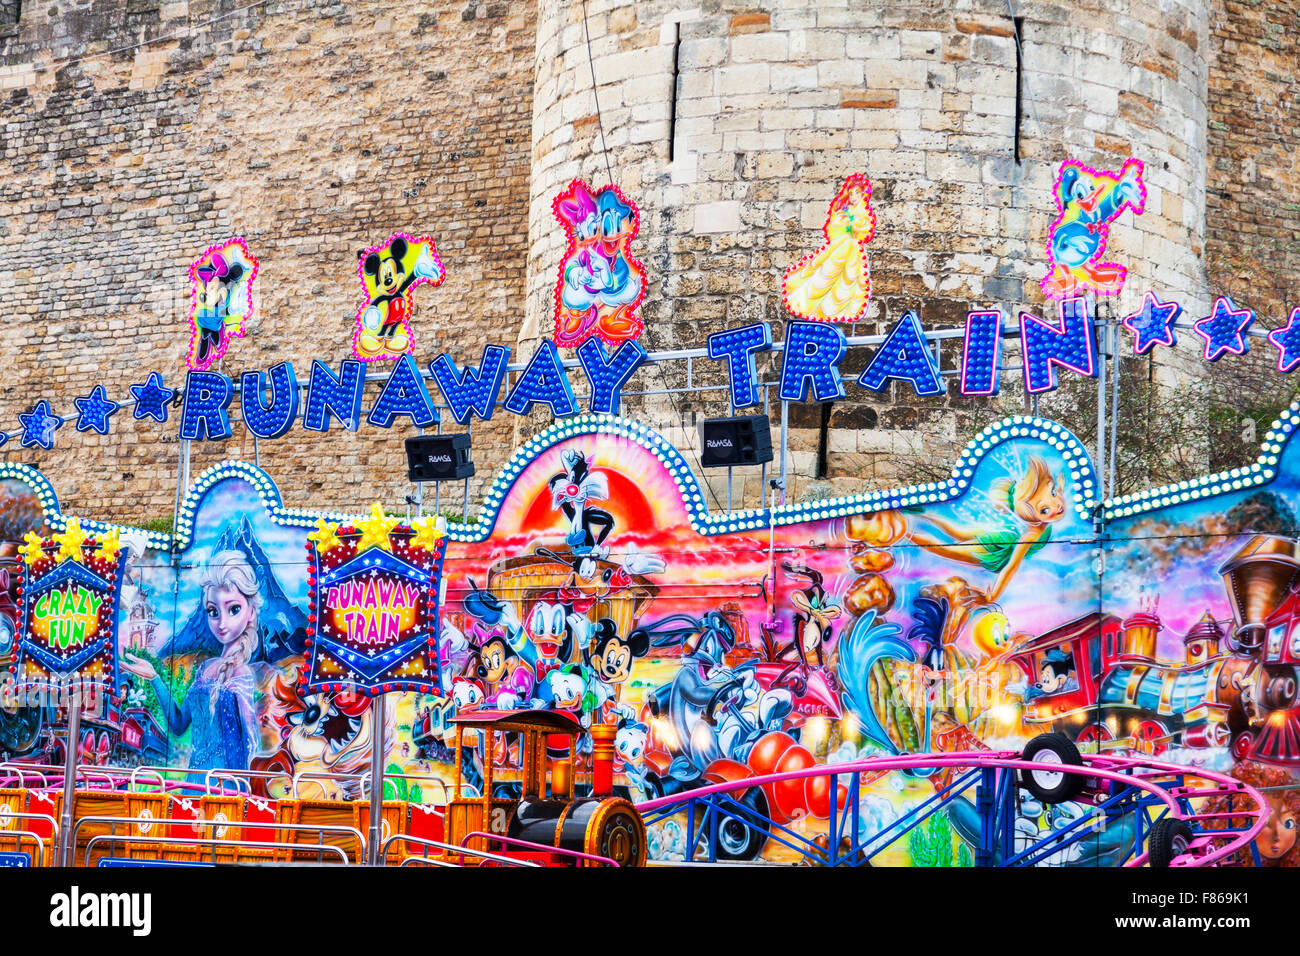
[782,173,877,324]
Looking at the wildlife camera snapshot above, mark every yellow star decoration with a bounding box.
[55,518,89,564]
[307,518,342,556]
[354,503,398,553]
[99,528,120,558]
[19,531,45,567]
[409,516,445,553]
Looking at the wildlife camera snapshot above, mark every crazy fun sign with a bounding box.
[11,518,125,689]
[303,504,447,697]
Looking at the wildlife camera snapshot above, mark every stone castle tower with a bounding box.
[525,0,1217,504]
[0,0,1290,522]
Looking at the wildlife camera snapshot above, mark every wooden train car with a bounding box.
[446,709,645,866]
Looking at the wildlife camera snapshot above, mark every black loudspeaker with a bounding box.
[405,433,475,482]
[700,415,774,468]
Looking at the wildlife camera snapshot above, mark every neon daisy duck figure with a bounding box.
[1041,157,1146,299]
[551,179,646,349]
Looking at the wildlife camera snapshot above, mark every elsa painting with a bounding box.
[122,550,263,771]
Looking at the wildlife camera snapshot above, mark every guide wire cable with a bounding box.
[579,0,725,510]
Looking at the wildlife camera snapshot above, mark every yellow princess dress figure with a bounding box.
[782,173,877,323]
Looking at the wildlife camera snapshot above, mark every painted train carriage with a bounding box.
[1009,530,1300,764]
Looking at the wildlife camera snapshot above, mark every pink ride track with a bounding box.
[0,732,1266,867]
[635,732,1267,867]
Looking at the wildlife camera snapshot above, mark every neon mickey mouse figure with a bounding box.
[353,232,444,361]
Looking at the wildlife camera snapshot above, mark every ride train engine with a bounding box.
[445,709,647,866]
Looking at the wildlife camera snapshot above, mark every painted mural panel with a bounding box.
[0,410,1296,865]
[0,477,53,760]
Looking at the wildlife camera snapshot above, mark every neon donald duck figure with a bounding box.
[1040,157,1146,299]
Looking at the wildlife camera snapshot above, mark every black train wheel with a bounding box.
[1019,732,1085,804]
[583,797,647,867]
[1146,818,1194,868]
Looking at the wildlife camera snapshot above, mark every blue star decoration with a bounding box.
[73,385,120,435]
[18,401,64,450]
[130,372,175,422]
[1193,296,1255,362]
[1122,291,1182,355]
[1268,307,1300,374]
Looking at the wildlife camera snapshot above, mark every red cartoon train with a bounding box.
[1009,533,1300,764]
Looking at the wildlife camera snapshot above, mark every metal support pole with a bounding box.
[828,772,839,866]
[433,419,442,518]
[59,691,81,867]
[1108,304,1121,497]
[368,693,387,865]
[778,399,789,505]
[975,766,996,867]
[1094,298,1107,504]
[463,421,472,523]
[760,385,770,506]
[413,426,425,521]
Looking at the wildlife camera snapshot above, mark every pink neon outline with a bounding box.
[1193,295,1254,362]
[351,232,446,363]
[1019,296,1097,394]
[1121,290,1181,355]
[186,237,260,372]
[1040,157,1146,301]
[959,308,1004,395]
[782,173,877,324]
[1267,306,1300,373]
[551,179,647,350]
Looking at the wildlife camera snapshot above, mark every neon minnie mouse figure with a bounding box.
[353,232,444,361]
[187,238,259,372]
[551,179,646,349]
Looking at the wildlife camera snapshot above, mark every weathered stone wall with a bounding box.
[5,0,1286,527]
[0,0,535,523]
[1205,0,1300,321]
[524,0,1214,506]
